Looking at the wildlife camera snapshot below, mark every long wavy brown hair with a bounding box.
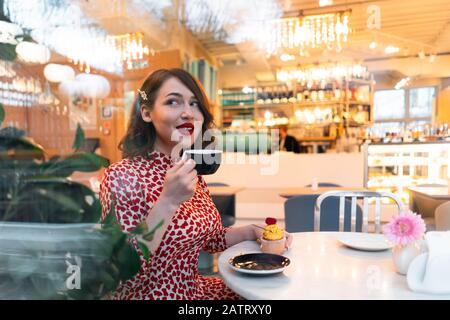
[119,68,215,158]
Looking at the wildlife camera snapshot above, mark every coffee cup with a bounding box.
[182,149,222,175]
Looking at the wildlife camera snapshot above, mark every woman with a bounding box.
[100,68,292,300]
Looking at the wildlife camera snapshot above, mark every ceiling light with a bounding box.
[276,63,370,83]
[384,45,400,54]
[429,54,436,63]
[319,0,333,7]
[242,86,253,94]
[369,41,377,49]
[280,53,295,61]
[44,63,75,83]
[15,41,51,64]
[395,77,410,90]
[418,50,426,60]
[261,10,351,55]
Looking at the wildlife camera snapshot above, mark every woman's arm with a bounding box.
[225,225,261,247]
[143,195,179,254]
[144,158,197,254]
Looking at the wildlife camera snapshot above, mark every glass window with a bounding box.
[370,122,404,136]
[374,90,405,120]
[409,87,435,118]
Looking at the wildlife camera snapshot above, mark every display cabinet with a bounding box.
[363,141,450,204]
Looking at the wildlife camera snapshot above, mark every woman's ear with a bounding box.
[140,106,152,123]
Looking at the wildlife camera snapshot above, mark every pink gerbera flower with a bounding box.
[382,210,426,246]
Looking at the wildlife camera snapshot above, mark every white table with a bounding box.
[218,232,450,300]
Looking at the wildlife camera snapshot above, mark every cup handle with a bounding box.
[181,150,188,162]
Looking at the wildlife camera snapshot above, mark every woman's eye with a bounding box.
[190,101,199,108]
[166,99,179,106]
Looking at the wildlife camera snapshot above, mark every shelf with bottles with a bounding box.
[220,88,256,107]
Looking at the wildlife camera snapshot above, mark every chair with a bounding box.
[435,201,450,231]
[409,184,447,230]
[207,182,235,227]
[199,182,235,275]
[315,190,404,233]
[284,194,363,233]
[304,182,342,187]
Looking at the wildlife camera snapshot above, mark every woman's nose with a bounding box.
[181,102,194,119]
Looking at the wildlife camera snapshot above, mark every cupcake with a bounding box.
[260,217,286,255]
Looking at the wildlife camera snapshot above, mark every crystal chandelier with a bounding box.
[3,0,122,73]
[2,0,164,73]
[261,10,351,56]
[276,63,369,83]
[106,32,152,70]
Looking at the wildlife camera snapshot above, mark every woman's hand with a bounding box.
[249,224,293,250]
[160,158,197,208]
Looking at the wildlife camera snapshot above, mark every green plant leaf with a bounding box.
[137,241,151,262]
[2,178,101,223]
[0,126,25,138]
[142,219,164,241]
[0,103,4,126]
[0,136,45,160]
[130,222,149,235]
[113,236,141,281]
[72,123,85,151]
[0,43,17,61]
[41,152,109,177]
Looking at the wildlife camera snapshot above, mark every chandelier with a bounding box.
[2,0,163,74]
[261,10,351,56]
[277,63,369,83]
[106,32,152,70]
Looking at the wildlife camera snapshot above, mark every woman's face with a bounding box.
[141,77,204,155]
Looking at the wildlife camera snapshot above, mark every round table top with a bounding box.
[218,232,450,300]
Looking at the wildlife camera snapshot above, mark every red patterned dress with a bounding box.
[99,150,240,300]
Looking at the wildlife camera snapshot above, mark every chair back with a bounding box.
[285,194,363,232]
[435,201,450,231]
[315,190,403,233]
[207,182,235,227]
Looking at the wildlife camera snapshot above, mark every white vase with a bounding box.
[392,242,422,275]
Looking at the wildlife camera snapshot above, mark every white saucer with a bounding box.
[338,233,393,251]
[228,253,290,275]
[228,264,288,275]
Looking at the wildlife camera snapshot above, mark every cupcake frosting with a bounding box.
[263,223,284,241]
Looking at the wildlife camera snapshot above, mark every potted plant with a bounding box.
[0,103,158,299]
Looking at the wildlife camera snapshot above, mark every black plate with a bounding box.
[228,253,290,274]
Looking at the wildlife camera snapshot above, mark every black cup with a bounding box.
[183,149,222,175]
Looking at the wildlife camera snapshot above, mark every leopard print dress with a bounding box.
[99,150,240,300]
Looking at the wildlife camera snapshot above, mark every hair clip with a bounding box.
[138,89,148,101]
